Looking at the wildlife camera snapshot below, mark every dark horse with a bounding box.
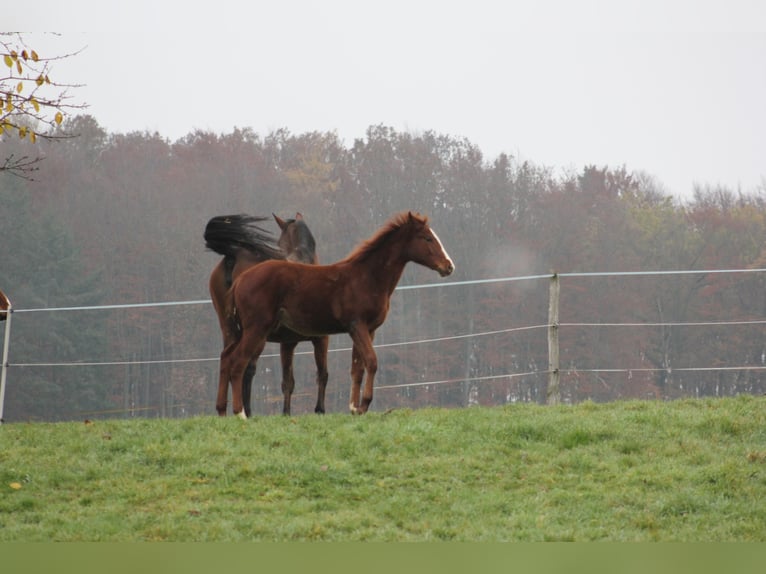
[219,211,454,419]
[205,213,329,416]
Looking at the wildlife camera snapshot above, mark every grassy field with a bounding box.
[1,396,765,541]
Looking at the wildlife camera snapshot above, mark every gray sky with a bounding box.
[15,0,766,198]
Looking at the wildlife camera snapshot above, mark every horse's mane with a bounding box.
[204,214,285,261]
[342,211,428,264]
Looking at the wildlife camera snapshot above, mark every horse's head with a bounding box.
[274,212,318,264]
[0,289,9,321]
[403,212,455,277]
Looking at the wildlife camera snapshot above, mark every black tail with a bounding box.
[204,214,284,261]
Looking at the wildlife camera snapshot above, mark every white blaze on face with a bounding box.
[430,228,455,270]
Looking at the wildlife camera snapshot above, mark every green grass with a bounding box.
[1,396,765,541]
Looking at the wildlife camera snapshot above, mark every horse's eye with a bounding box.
[423,235,433,243]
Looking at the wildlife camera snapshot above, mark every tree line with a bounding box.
[2,116,765,421]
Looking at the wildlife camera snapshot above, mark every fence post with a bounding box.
[1,302,13,424]
[546,273,560,405]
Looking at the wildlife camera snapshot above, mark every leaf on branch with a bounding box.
[30,131,36,143]
[16,60,22,74]
[36,74,44,86]
[31,97,40,112]
[31,50,39,62]
[16,82,23,94]
[55,111,63,125]
[18,126,27,139]
[3,54,12,68]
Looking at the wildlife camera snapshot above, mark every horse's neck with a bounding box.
[357,245,408,295]
[286,246,316,264]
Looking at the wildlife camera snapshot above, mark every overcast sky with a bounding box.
[13,0,766,198]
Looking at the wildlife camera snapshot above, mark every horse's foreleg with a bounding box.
[242,360,256,418]
[216,373,229,416]
[359,331,377,414]
[280,341,298,416]
[313,336,330,414]
[216,343,236,415]
[348,329,376,415]
[348,343,364,414]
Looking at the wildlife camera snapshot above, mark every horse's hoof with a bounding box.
[236,411,248,421]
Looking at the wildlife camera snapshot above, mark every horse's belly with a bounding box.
[276,307,343,337]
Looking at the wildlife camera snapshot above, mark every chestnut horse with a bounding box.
[219,211,454,419]
[206,213,329,416]
[0,289,9,321]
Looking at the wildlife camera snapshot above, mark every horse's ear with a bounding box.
[406,211,424,226]
[295,212,303,220]
[273,213,287,231]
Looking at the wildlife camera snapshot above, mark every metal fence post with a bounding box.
[547,273,560,405]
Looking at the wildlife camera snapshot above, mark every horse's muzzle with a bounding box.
[439,262,455,277]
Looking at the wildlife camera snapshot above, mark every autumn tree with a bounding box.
[1,32,85,179]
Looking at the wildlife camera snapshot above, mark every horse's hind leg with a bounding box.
[313,336,330,414]
[279,341,298,416]
[231,334,267,419]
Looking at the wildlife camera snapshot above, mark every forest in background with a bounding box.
[2,115,766,421]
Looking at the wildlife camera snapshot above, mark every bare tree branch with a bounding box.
[1,153,43,180]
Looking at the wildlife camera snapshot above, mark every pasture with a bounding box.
[1,396,765,541]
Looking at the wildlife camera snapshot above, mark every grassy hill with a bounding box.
[1,396,765,541]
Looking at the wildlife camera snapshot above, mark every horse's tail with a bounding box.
[204,214,284,261]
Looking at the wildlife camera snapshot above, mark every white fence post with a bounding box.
[1,302,13,424]
[547,273,560,405]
